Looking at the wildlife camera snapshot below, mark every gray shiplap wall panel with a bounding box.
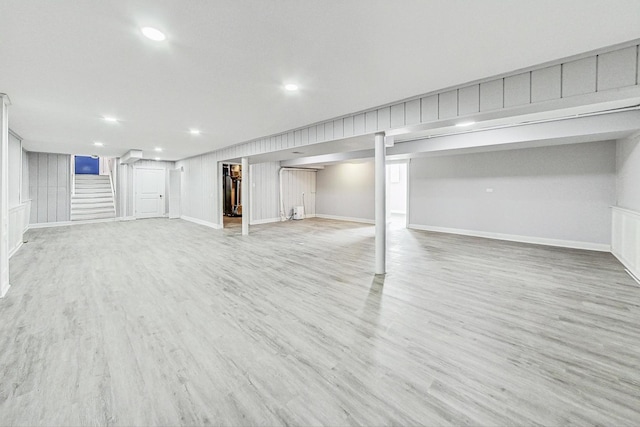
[377,107,391,130]
[354,113,365,135]
[308,126,317,144]
[504,72,531,107]
[281,169,316,218]
[458,85,480,115]
[294,130,302,146]
[421,95,438,122]
[316,124,325,142]
[333,119,343,139]
[29,152,70,224]
[480,79,504,111]
[287,131,295,149]
[405,99,420,125]
[365,111,377,133]
[531,65,561,102]
[324,122,334,141]
[390,103,405,128]
[250,162,280,222]
[343,116,354,137]
[438,90,458,119]
[597,46,637,91]
[301,127,309,145]
[22,149,29,203]
[562,56,597,97]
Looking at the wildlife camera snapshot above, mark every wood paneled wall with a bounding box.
[250,162,280,223]
[280,169,316,219]
[28,152,70,224]
[177,42,640,226]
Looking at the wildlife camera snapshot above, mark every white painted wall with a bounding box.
[616,133,640,211]
[388,163,407,214]
[28,152,71,224]
[409,141,616,246]
[316,161,375,221]
[175,153,217,226]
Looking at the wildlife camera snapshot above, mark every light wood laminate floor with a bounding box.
[2,218,639,426]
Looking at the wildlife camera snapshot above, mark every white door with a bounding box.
[135,167,165,218]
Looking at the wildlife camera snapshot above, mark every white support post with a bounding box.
[0,95,10,297]
[242,157,249,236]
[374,132,386,275]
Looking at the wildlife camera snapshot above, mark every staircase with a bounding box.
[71,174,116,221]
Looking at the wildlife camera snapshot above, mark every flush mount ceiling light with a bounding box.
[189,129,201,135]
[155,157,161,161]
[455,121,476,127]
[141,27,166,41]
[284,83,299,91]
[103,116,118,122]
[94,142,104,147]
[155,147,162,152]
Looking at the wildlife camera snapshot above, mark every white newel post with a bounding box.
[0,95,11,297]
[242,157,249,236]
[375,132,386,275]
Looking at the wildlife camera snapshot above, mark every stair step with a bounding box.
[71,203,114,211]
[72,193,113,199]
[75,174,109,179]
[70,206,114,214]
[75,183,111,188]
[75,188,112,194]
[71,212,115,221]
[72,197,113,204]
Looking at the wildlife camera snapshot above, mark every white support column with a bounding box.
[0,95,10,297]
[374,132,386,275]
[241,157,249,236]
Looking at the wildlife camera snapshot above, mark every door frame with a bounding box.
[133,165,166,219]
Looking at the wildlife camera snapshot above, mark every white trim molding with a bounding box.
[315,214,375,225]
[408,224,611,252]
[29,217,117,229]
[250,217,281,225]
[180,215,222,230]
[611,206,640,282]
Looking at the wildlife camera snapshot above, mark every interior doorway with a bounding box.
[387,162,408,228]
[135,167,166,219]
[222,163,242,228]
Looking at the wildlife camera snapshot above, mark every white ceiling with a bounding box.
[2,0,640,161]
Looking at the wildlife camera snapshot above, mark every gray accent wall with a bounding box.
[250,162,280,223]
[28,152,70,224]
[316,162,375,221]
[409,141,617,245]
[616,133,640,212]
[280,168,316,219]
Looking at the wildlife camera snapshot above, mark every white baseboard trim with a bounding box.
[0,283,10,298]
[315,214,375,225]
[614,252,640,285]
[250,217,280,225]
[29,218,117,229]
[118,216,136,221]
[408,224,611,252]
[9,241,23,259]
[181,215,222,230]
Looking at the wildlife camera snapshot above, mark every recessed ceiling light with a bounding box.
[141,27,166,41]
[284,84,299,91]
[94,142,104,147]
[103,116,118,122]
[155,157,161,161]
[155,147,162,152]
[455,121,476,127]
[189,129,200,135]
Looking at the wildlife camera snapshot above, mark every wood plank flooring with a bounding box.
[1,218,639,426]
